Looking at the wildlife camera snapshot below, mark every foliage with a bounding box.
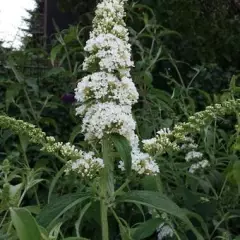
[136,0,240,68]
[0,0,240,240]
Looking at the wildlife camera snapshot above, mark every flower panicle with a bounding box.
[74,0,160,176]
[0,115,104,179]
[143,99,240,155]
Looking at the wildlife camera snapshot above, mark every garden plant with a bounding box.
[0,0,240,239]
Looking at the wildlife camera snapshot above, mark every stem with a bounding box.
[63,44,73,73]
[210,213,229,239]
[19,136,30,168]
[114,179,130,197]
[34,188,40,206]
[18,189,27,207]
[54,22,72,73]
[0,210,9,228]
[169,56,186,89]
[100,197,109,240]
[23,88,39,127]
[100,137,113,240]
[102,137,115,199]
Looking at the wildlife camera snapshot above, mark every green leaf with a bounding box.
[19,134,29,153]
[0,232,9,240]
[119,223,132,240]
[119,190,204,240]
[231,161,240,194]
[69,124,82,143]
[83,201,101,225]
[159,30,181,38]
[63,237,89,240]
[37,193,90,229]
[10,208,42,240]
[9,183,22,202]
[149,47,162,69]
[44,67,65,78]
[39,117,58,131]
[230,74,240,93]
[39,226,49,240]
[50,45,62,66]
[24,205,41,214]
[25,78,39,95]
[119,190,184,218]
[5,83,21,110]
[143,71,153,85]
[142,175,162,192]
[110,134,132,176]
[184,210,209,238]
[132,218,163,240]
[7,59,25,83]
[75,202,92,237]
[194,88,213,105]
[48,165,67,203]
[115,213,132,240]
[49,222,63,240]
[111,208,132,240]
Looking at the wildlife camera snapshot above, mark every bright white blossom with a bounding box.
[181,140,210,173]
[181,143,198,150]
[148,210,174,240]
[73,0,159,176]
[157,223,174,240]
[157,128,171,135]
[80,102,136,141]
[142,128,180,154]
[179,139,210,173]
[42,136,104,179]
[143,131,210,175]
[185,150,203,162]
[118,150,160,175]
[83,34,134,72]
[65,151,104,179]
[91,0,129,41]
[75,72,138,105]
[189,159,210,173]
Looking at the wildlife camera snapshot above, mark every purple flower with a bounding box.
[61,93,76,103]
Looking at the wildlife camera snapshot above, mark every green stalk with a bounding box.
[100,197,109,240]
[100,137,114,240]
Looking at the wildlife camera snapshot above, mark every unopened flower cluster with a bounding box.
[143,100,240,155]
[0,115,103,178]
[74,0,159,175]
[0,115,46,144]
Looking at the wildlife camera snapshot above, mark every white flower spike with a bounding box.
[74,0,160,176]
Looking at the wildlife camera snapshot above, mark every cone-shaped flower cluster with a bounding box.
[74,0,159,175]
[143,99,240,156]
[0,115,104,179]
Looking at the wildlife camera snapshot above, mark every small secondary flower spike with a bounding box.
[143,99,240,155]
[0,115,103,179]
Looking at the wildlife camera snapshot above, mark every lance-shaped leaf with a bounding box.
[111,134,132,176]
[118,191,204,240]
